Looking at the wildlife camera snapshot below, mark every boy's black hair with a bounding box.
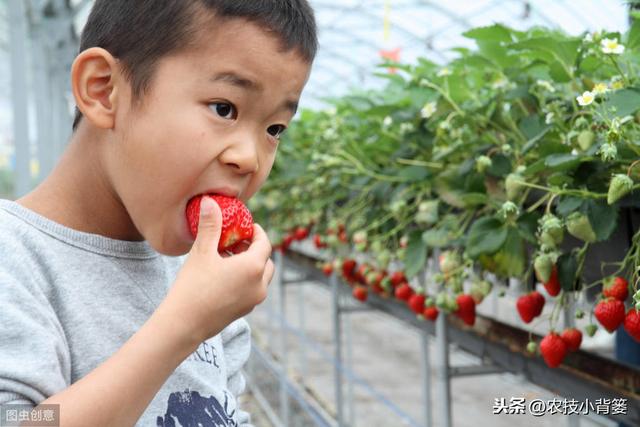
[72,0,318,131]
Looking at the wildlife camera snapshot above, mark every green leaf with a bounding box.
[487,154,512,177]
[460,192,489,207]
[516,211,541,244]
[491,227,526,278]
[557,252,579,292]
[466,217,508,258]
[422,228,450,248]
[585,200,618,241]
[600,88,640,118]
[544,154,581,171]
[556,196,584,216]
[463,24,514,43]
[405,230,428,278]
[398,165,430,182]
[627,19,640,50]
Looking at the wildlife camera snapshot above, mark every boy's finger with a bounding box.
[263,258,275,287]
[193,196,223,257]
[245,223,273,261]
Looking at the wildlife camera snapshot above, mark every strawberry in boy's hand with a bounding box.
[186,194,254,254]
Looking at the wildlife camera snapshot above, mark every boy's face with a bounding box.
[105,18,311,255]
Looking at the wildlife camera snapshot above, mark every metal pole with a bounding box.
[32,27,54,183]
[434,312,451,427]
[433,250,452,427]
[421,331,433,427]
[276,251,290,426]
[331,272,344,426]
[345,300,355,427]
[8,0,31,199]
[298,281,308,382]
[563,293,580,427]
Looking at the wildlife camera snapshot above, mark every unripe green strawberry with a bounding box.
[534,253,553,283]
[505,173,524,201]
[439,251,460,275]
[585,323,598,337]
[566,212,596,243]
[499,201,519,222]
[415,200,439,225]
[577,130,595,151]
[575,309,585,319]
[539,214,564,247]
[527,341,537,354]
[607,174,633,205]
[370,240,384,254]
[476,155,492,173]
[377,250,391,269]
[435,292,448,310]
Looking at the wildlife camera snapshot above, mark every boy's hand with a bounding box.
[161,196,274,345]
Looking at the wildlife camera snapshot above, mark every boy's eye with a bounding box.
[267,124,287,139]
[210,102,236,119]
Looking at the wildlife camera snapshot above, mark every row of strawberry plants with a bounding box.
[250,22,640,369]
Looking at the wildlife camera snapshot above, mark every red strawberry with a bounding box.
[338,229,348,243]
[624,309,640,342]
[321,262,333,276]
[342,259,356,278]
[281,234,295,252]
[561,328,582,352]
[390,271,407,287]
[408,294,426,315]
[603,276,629,302]
[395,282,413,301]
[517,293,537,324]
[540,332,567,368]
[356,264,371,284]
[594,298,626,333]
[531,291,545,317]
[313,234,327,249]
[455,294,476,326]
[294,226,309,241]
[352,285,368,302]
[543,265,561,297]
[186,194,253,254]
[423,306,439,321]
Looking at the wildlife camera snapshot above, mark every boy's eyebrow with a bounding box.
[211,71,299,116]
[210,72,261,91]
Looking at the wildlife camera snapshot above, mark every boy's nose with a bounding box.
[218,134,260,175]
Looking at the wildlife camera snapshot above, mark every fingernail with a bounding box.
[200,196,214,215]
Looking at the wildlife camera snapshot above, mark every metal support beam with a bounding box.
[8,0,31,198]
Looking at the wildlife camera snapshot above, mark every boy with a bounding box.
[0,1,317,426]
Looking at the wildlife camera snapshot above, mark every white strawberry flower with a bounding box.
[492,76,509,90]
[545,112,555,125]
[383,116,393,128]
[571,148,579,156]
[576,91,595,106]
[611,76,624,90]
[437,67,451,77]
[583,32,593,43]
[592,82,608,95]
[601,38,625,54]
[420,101,437,119]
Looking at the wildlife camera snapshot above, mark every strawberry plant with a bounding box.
[249,20,640,366]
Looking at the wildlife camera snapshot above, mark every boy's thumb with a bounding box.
[195,196,222,253]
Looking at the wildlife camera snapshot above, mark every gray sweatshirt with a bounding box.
[0,199,253,426]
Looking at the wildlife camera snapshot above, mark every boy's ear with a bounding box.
[71,47,122,130]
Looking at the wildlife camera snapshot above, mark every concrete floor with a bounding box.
[240,268,621,427]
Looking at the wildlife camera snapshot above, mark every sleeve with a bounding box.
[220,317,253,427]
[0,268,71,407]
